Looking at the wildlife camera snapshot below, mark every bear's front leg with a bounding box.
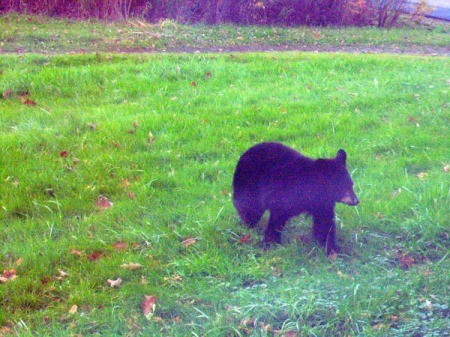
[263,209,289,244]
[312,207,338,255]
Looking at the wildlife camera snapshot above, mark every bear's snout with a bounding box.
[340,194,359,206]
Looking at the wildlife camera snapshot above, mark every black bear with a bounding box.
[232,142,359,254]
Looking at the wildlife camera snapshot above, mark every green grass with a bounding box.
[0,19,449,336]
[0,13,449,54]
[1,51,448,336]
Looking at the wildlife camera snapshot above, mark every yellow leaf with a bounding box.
[69,305,78,315]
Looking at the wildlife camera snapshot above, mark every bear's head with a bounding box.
[316,149,359,206]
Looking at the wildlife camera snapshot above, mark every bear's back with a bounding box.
[233,142,313,190]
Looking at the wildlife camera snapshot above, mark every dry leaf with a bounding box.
[15,258,23,266]
[21,97,37,106]
[141,295,157,319]
[239,233,252,244]
[147,132,155,145]
[400,255,414,269]
[423,268,433,276]
[205,72,212,78]
[12,178,19,187]
[0,269,17,283]
[58,269,69,278]
[328,250,338,262]
[71,249,82,256]
[113,241,128,251]
[416,172,428,181]
[2,89,12,99]
[141,275,147,284]
[181,238,196,247]
[68,305,78,315]
[88,251,103,261]
[107,277,122,288]
[127,191,135,200]
[95,195,113,210]
[120,262,142,270]
[120,179,131,188]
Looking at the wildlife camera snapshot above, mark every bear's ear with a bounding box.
[336,149,347,165]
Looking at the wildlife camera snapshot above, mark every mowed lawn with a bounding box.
[0,51,448,336]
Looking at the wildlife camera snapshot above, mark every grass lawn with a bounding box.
[1,15,449,337]
[0,13,449,54]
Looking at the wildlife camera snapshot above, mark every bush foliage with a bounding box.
[1,0,409,27]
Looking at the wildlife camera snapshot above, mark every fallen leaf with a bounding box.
[2,89,12,99]
[372,323,387,330]
[95,195,113,210]
[389,315,399,322]
[58,269,69,278]
[181,238,196,247]
[113,241,128,251]
[120,262,142,270]
[190,81,197,86]
[68,304,78,315]
[147,132,155,145]
[416,172,428,181]
[88,251,103,261]
[423,268,433,276]
[241,318,256,327]
[328,250,338,262]
[107,277,122,288]
[127,191,135,200]
[205,72,212,78]
[141,295,157,319]
[400,254,414,269]
[60,150,68,158]
[15,258,23,266]
[163,274,183,285]
[141,275,147,284]
[239,233,252,244]
[21,97,37,106]
[121,179,131,188]
[70,249,82,256]
[0,269,17,283]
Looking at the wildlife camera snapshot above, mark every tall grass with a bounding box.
[0,52,448,336]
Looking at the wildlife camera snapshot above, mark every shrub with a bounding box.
[0,0,410,27]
